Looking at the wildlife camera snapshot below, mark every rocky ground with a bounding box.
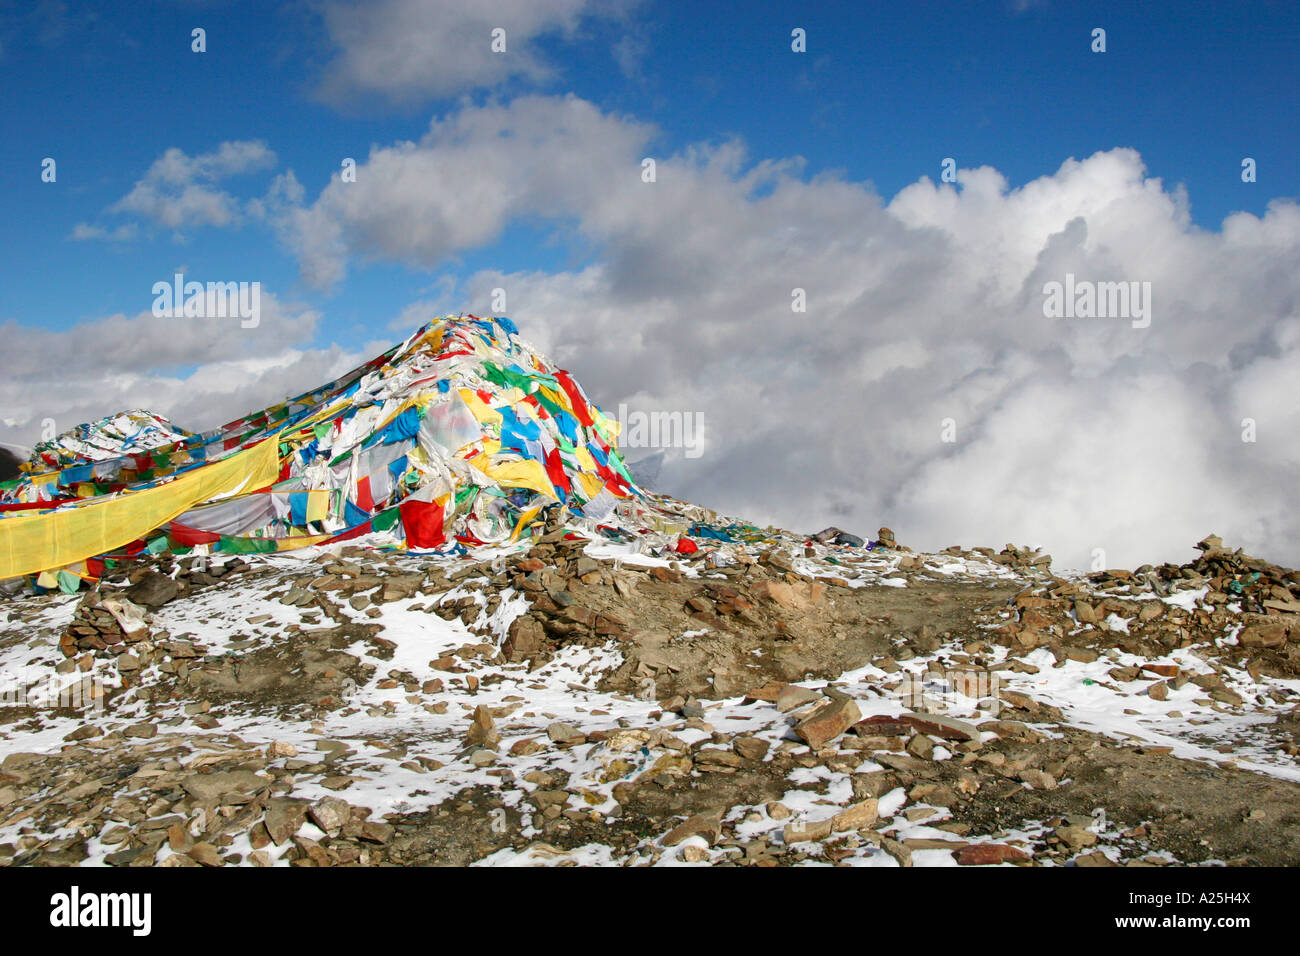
[2,514,1299,868]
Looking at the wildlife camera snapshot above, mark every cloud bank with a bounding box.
[0,295,371,455]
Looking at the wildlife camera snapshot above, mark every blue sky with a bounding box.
[2,0,1298,568]
[1,1,1294,343]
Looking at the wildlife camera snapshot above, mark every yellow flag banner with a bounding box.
[0,436,281,580]
[476,457,556,499]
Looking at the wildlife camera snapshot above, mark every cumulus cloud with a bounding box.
[269,95,654,287]
[93,141,277,235]
[314,0,631,104]
[267,94,1300,569]
[0,293,372,454]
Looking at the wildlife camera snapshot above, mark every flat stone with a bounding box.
[954,843,1030,865]
[264,798,311,845]
[881,837,912,867]
[1239,624,1287,648]
[852,715,911,736]
[680,697,705,719]
[509,737,544,756]
[766,802,791,820]
[1018,769,1057,791]
[357,821,394,845]
[662,813,722,847]
[776,684,824,713]
[546,722,586,746]
[874,753,931,773]
[832,799,878,832]
[783,818,833,843]
[794,697,861,749]
[842,734,906,752]
[1074,850,1118,867]
[105,845,146,867]
[733,737,770,761]
[1055,826,1099,850]
[903,837,969,850]
[901,712,981,741]
[182,770,266,803]
[977,720,1039,741]
[503,616,546,663]
[906,733,935,760]
[187,842,224,867]
[742,681,784,704]
[1141,664,1179,678]
[308,797,352,837]
[530,789,569,808]
[694,749,744,771]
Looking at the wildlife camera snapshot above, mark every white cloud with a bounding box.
[103,141,277,234]
[268,95,654,287]
[0,294,367,453]
[314,0,631,104]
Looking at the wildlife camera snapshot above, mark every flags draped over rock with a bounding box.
[0,316,642,581]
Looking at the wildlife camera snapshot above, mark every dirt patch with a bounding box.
[950,731,1300,866]
[181,624,376,713]
[576,570,1020,698]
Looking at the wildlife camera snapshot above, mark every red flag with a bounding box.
[400,498,446,549]
[555,370,595,427]
[323,521,373,544]
[544,447,571,496]
[168,522,222,546]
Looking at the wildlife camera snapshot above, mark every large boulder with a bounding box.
[127,571,180,608]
